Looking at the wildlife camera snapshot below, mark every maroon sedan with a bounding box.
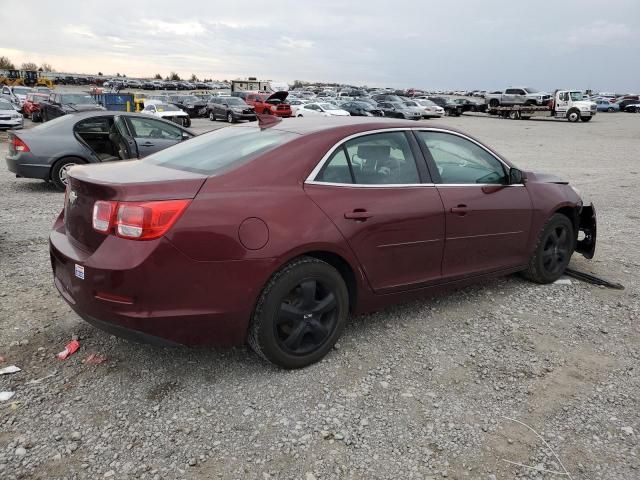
[50,118,596,368]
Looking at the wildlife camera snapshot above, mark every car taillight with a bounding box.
[92,199,190,240]
[12,135,30,153]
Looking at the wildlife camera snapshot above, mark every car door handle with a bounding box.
[450,205,470,215]
[344,209,372,221]
[141,142,155,147]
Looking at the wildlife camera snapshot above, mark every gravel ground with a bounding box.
[1,112,639,480]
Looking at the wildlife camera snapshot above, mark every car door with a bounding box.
[124,116,185,157]
[213,99,224,118]
[415,130,532,279]
[304,130,445,293]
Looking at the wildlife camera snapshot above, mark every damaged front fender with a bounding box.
[576,203,596,259]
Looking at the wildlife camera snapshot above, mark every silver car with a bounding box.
[0,99,24,129]
[5,111,194,191]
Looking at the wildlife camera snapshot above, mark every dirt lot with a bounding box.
[1,112,639,480]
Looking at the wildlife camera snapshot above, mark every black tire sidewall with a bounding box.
[252,260,348,369]
[529,214,575,283]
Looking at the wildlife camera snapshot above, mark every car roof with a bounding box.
[239,116,443,136]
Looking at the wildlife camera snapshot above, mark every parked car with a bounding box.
[450,98,486,113]
[34,87,52,95]
[245,91,292,117]
[22,93,50,121]
[40,93,105,122]
[127,80,142,89]
[1,86,33,110]
[168,95,208,118]
[5,111,194,190]
[49,118,597,368]
[428,97,463,116]
[595,99,620,112]
[377,101,423,120]
[616,98,640,111]
[295,102,350,117]
[142,81,156,90]
[141,102,191,127]
[339,101,384,117]
[485,87,552,107]
[412,99,445,118]
[207,96,256,123]
[623,103,640,113]
[0,99,23,129]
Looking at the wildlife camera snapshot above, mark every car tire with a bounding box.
[522,213,575,284]
[248,256,349,369]
[489,99,500,108]
[567,109,580,123]
[182,117,191,128]
[581,116,592,122]
[227,112,234,123]
[607,107,615,112]
[51,157,84,192]
[209,111,216,121]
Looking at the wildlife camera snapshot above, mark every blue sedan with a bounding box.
[595,99,619,112]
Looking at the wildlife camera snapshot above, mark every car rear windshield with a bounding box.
[61,94,96,104]
[144,126,298,175]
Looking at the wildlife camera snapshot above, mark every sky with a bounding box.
[0,0,638,92]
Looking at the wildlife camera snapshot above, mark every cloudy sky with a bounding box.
[1,0,638,91]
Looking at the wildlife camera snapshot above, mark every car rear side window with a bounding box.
[314,131,420,185]
[144,126,298,175]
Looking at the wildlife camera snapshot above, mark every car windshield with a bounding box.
[12,87,32,95]
[226,98,246,105]
[404,101,418,107]
[570,91,583,101]
[389,102,404,108]
[418,99,436,106]
[0,100,14,110]
[144,126,298,175]
[156,104,180,112]
[61,94,96,104]
[523,88,540,94]
[319,103,339,110]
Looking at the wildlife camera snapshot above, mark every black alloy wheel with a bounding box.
[275,279,338,356]
[541,224,571,276]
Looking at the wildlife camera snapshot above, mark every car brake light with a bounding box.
[12,136,30,153]
[92,199,190,240]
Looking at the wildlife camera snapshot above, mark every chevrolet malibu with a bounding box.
[50,118,596,369]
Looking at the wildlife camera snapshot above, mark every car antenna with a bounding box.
[256,113,282,130]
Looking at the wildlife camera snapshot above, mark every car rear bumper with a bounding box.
[5,154,50,179]
[49,217,274,347]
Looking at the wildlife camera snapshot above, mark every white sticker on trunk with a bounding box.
[75,264,85,280]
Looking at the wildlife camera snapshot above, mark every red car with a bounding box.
[245,91,292,117]
[22,93,50,122]
[50,118,596,368]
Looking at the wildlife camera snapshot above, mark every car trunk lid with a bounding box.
[64,160,206,252]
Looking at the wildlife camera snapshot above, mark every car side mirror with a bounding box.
[182,132,191,140]
[509,168,526,184]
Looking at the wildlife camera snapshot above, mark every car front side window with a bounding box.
[417,131,507,185]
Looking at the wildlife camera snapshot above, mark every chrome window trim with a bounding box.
[305,181,435,188]
[305,127,524,187]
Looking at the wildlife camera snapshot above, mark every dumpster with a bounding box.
[92,93,135,112]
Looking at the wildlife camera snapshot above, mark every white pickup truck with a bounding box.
[485,87,552,107]
[487,90,597,122]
